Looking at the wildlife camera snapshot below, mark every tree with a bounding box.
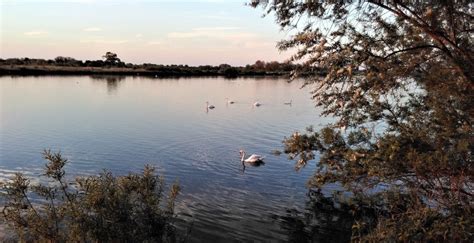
[102,51,122,66]
[54,56,81,66]
[1,150,180,242]
[253,60,266,70]
[251,0,473,241]
[265,61,281,72]
[218,64,239,77]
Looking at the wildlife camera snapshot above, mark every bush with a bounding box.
[252,1,473,241]
[0,150,180,242]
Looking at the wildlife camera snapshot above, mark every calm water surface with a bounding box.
[0,76,340,241]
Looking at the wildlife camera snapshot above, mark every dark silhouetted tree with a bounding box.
[253,60,266,70]
[252,0,473,241]
[54,56,81,66]
[102,51,122,66]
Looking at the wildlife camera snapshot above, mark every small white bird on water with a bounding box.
[206,101,215,109]
[226,98,235,104]
[253,101,261,107]
[240,150,264,163]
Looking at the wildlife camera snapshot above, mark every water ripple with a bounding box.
[0,76,332,241]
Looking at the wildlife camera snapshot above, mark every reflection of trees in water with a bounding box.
[277,190,356,243]
[91,75,125,94]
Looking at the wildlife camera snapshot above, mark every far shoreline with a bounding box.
[0,56,326,78]
[0,65,290,78]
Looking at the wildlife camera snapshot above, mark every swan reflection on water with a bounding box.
[240,160,265,174]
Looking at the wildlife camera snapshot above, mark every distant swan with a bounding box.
[226,98,235,104]
[240,150,264,163]
[253,101,261,107]
[284,100,292,105]
[206,101,215,109]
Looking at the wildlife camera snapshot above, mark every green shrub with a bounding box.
[1,150,180,242]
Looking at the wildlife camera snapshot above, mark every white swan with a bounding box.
[206,101,215,109]
[240,150,264,163]
[226,98,235,104]
[253,101,261,107]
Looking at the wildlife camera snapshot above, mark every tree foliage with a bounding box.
[102,51,122,66]
[252,0,473,241]
[1,150,180,242]
[54,56,81,66]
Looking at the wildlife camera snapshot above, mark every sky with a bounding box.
[0,0,291,65]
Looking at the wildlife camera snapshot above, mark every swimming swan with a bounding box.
[206,101,215,109]
[240,150,264,163]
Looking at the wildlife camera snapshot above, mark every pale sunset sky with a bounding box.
[0,0,290,66]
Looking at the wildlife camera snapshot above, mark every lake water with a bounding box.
[0,75,344,241]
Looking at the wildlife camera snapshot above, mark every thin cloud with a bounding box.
[135,33,143,38]
[147,41,161,45]
[83,27,102,32]
[24,31,48,36]
[192,27,241,31]
[165,28,276,51]
[201,13,238,21]
[80,38,128,44]
[167,30,256,39]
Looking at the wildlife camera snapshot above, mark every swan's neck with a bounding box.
[240,152,246,162]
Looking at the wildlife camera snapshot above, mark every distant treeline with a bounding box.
[0,55,323,77]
